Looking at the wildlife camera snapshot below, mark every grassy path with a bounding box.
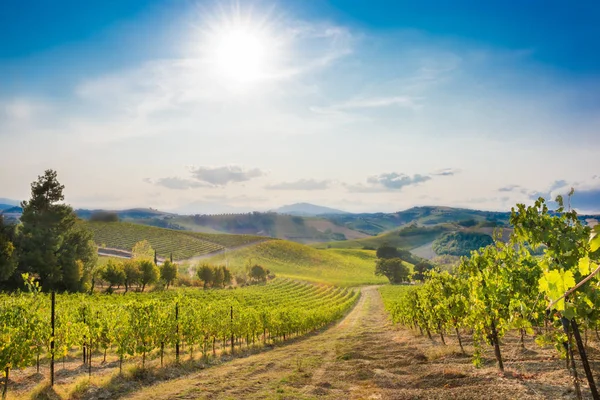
[123,287,577,400]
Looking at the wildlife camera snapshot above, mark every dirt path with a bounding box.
[123,287,580,400]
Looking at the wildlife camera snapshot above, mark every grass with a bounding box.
[84,221,267,260]
[201,241,389,286]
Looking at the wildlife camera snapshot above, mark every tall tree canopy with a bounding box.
[0,215,18,283]
[18,170,97,291]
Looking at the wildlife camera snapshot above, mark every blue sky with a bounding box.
[1,0,599,213]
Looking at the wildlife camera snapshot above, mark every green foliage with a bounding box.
[432,231,493,256]
[100,259,126,290]
[0,215,17,283]
[195,264,233,289]
[131,240,155,261]
[138,260,159,292]
[376,243,398,259]
[159,260,178,289]
[17,170,97,292]
[412,261,433,281]
[0,278,358,399]
[375,258,410,284]
[123,259,141,292]
[249,265,268,283]
[197,264,214,289]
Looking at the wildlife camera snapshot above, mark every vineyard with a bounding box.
[379,197,600,399]
[203,240,390,286]
[0,278,358,399]
[85,221,268,260]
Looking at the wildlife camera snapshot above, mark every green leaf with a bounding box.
[579,257,592,276]
[591,235,600,253]
[563,303,576,320]
[539,269,575,311]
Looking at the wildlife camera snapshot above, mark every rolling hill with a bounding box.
[199,240,391,286]
[84,221,268,260]
[273,202,349,216]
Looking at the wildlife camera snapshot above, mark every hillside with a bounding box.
[312,224,455,251]
[273,202,349,216]
[84,221,268,260]
[200,240,390,286]
[171,212,353,243]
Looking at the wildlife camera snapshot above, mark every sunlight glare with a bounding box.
[214,27,268,82]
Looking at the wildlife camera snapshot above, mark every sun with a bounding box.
[200,7,279,84]
[214,27,268,82]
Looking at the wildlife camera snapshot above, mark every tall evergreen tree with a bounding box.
[18,170,97,291]
[0,215,18,283]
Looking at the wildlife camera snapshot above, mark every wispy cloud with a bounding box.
[432,168,461,176]
[345,168,459,193]
[189,165,265,186]
[311,95,419,115]
[265,179,330,191]
[145,177,209,190]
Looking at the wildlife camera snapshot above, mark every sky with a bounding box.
[1,0,599,214]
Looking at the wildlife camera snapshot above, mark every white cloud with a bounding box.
[189,165,265,186]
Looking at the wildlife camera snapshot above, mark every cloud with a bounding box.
[147,177,209,190]
[265,179,331,191]
[368,173,431,189]
[189,165,265,186]
[345,172,430,193]
[345,168,459,193]
[432,168,461,176]
[311,96,420,115]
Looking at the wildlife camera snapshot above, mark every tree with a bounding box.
[0,215,17,283]
[159,260,178,289]
[376,243,398,259]
[197,264,214,289]
[413,261,433,281]
[249,265,267,283]
[18,169,97,292]
[132,240,154,261]
[138,260,159,292]
[375,258,410,284]
[101,259,126,290]
[221,266,233,286]
[123,259,141,292]
[213,266,224,288]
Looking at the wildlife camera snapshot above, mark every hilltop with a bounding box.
[272,202,349,216]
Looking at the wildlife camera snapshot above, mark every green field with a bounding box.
[85,221,267,260]
[201,240,391,286]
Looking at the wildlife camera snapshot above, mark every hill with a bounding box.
[200,240,390,286]
[171,212,354,243]
[84,221,268,260]
[312,224,454,250]
[273,202,349,216]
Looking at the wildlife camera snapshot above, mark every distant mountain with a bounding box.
[273,203,350,216]
[0,198,21,210]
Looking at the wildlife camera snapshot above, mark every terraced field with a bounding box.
[85,222,268,260]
